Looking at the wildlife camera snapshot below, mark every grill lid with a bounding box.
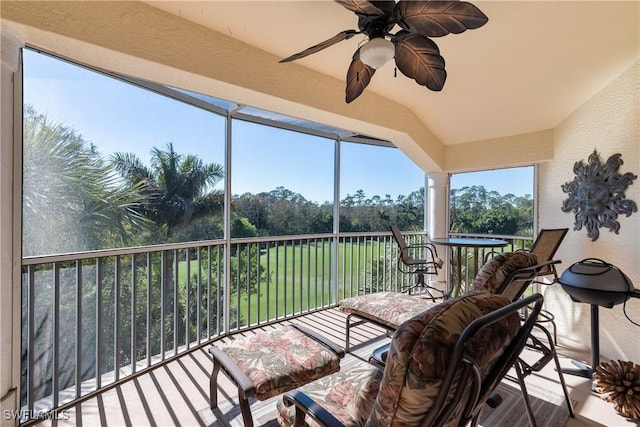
[557,258,636,308]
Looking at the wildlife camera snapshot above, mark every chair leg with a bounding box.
[514,361,538,427]
[210,359,220,410]
[514,324,575,419]
[345,314,352,352]
[344,313,370,353]
[538,309,558,345]
[211,353,254,427]
[534,323,575,418]
[404,273,448,300]
[209,346,258,427]
[238,392,254,427]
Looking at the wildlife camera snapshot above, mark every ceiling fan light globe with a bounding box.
[359,37,394,69]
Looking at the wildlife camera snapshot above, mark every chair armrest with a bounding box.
[404,243,444,268]
[290,324,345,359]
[282,390,345,427]
[496,260,562,299]
[522,260,561,278]
[516,259,560,275]
[407,242,440,256]
[532,259,561,282]
[537,259,560,269]
[209,345,255,398]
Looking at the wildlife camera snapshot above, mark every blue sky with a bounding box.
[452,167,533,197]
[23,49,532,203]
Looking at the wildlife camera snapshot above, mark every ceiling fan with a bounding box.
[280,0,488,103]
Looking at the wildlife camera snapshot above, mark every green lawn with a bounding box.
[174,239,403,327]
[236,240,391,325]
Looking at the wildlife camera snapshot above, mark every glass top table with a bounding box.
[430,237,509,296]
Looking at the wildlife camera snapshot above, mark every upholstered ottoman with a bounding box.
[339,292,439,351]
[209,324,344,427]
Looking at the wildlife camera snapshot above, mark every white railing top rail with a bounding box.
[21,230,417,266]
[22,231,530,266]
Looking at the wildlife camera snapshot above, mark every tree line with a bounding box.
[23,104,533,256]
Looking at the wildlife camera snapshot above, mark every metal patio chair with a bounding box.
[390,224,444,298]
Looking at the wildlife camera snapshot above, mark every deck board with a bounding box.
[28,307,624,427]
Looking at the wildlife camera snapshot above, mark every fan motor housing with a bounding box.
[358,14,395,37]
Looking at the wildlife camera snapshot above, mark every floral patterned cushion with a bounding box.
[339,292,438,329]
[472,251,538,294]
[278,291,519,427]
[216,325,341,401]
[366,290,520,426]
[276,360,384,427]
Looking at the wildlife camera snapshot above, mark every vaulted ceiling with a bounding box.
[2,1,638,173]
[145,1,639,146]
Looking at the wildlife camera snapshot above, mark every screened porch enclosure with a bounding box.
[20,231,531,422]
[19,48,536,424]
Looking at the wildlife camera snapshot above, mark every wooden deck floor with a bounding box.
[28,307,629,427]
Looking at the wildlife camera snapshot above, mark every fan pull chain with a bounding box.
[394,67,397,78]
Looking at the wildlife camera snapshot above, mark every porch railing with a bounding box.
[19,231,531,423]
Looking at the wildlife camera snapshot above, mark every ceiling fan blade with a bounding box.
[393,31,446,91]
[345,49,376,103]
[394,0,489,37]
[279,30,359,63]
[334,0,388,16]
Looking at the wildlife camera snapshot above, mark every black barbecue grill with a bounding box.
[555,258,639,386]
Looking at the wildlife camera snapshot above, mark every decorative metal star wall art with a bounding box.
[561,150,637,241]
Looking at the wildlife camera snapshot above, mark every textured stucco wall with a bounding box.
[538,61,640,363]
[445,129,554,173]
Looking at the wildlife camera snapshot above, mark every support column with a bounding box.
[426,172,449,289]
[1,25,23,427]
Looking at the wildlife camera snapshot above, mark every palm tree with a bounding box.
[22,106,150,256]
[22,106,155,408]
[110,142,224,242]
[111,144,226,349]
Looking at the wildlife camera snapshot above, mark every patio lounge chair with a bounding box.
[525,228,568,343]
[277,291,545,427]
[479,228,568,344]
[338,251,575,425]
[339,251,547,352]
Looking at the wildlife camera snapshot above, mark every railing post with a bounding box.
[114,256,121,382]
[96,259,103,389]
[75,261,83,398]
[131,254,137,374]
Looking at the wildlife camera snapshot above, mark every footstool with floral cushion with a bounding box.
[209,324,344,427]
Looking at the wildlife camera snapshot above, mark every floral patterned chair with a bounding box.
[339,251,543,351]
[338,251,574,425]
[276,291,544,427]
[209,324,344,427]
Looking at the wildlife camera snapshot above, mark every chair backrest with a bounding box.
[390,224,409,257]
[366,290,543,427]
[530,228,568,260]
[529,228,568,277]
[471,251,539,297]
[390,225,441,276]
